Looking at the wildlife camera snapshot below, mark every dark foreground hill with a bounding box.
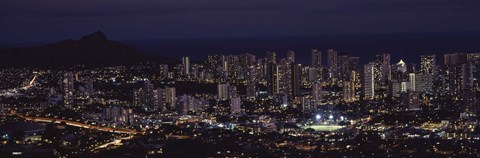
[0,31,167,68]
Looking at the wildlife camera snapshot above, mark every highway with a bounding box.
[92,135,134,152]
[20,116,143,135]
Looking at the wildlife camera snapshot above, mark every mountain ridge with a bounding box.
[0,31,169,68]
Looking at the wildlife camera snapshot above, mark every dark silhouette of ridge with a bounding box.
[0,31,168,68]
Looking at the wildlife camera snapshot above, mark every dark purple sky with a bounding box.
[1,0,480,43]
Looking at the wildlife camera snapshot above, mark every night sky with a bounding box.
[2,0,480,44]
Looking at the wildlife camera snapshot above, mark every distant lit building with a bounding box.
[165,87,176,108]
[266,63,279,95]
[375,53,391,86]
[420,55,436,75]
[287,50,295,63]
[266,51,277,64]
[311,49,321,68]
[401,91,420,110]
[444,53,467,65]
[217,83,230,100]
[312,81,322,105]
[362,62,375,100]
[63,72,75,109]
[182,56,191,79]
[246,66,257,99]
[230,96,242,114]
[291,63,301,97]
[160,64,169,80]
[327,49,338,80]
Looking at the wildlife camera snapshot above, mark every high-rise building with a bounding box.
[447,65,464,94]
[343,70,357,102]
[462,63,474,90]
[63,72,75,108]
[415,73,432,92]
[408,73,416,91]
[165,87,176,108]
[343,81,355,102]
[266,51,277,64]
[327,49,338,79]
[401,91,420,110]
[311,49,321,68]
[338,54,351,81]
[308,67,318,83]
[287,50,295,63]
[392,60,408,82]
[463,90,479,115]
[230,96,242,114]
[133,88,145,107]
[467,53,480,90]
[420,55,436,75]
[103,106,132,123]
[390,81,407,97]
[266,63,279,95]
[348,57,361,72]
[217,83,230,100]
[444,53,467,65]
[182,57,191,78]
[312,81,322,105]
[154,88,164,111]
[132,81,156,111]
[160,64,169,79]
[362,62,375,100]
[277,59,291,95]
[246,66,257,99]
[375,53,391,84]
[291,63,301,97]
[144,81,155,109]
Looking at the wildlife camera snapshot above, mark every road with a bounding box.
[92,135,135,152]
[20,116,143,135]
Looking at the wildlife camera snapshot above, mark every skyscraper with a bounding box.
[420,55,436,75]
[217,83,230,100]
[312,81,322,105]
[338,54,351,81]
[287,50,295,63]
[408,73,416,91]
[165,87,176,108]
[343,71,357,102]
[444,53,467,65]
[311,49,321,68]
[160,64,169,80]
[266,51,277,64]
[327,49,338,79]
[246,65,257,99]
[63,72,75,109]
[182,56,191,78]
[144,81,155,110]
[266,63,279,95]
[291,63,301,97]
[362,63,375,100]
[401,91,420,110]
[375,53,391,84]
[230,96,242,114]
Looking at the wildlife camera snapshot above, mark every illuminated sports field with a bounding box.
[303,125,345,132]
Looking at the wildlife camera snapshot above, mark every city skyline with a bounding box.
[1,0,480,157]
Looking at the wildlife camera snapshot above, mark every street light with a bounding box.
[329,115,333,120]
[315,114,321,120]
